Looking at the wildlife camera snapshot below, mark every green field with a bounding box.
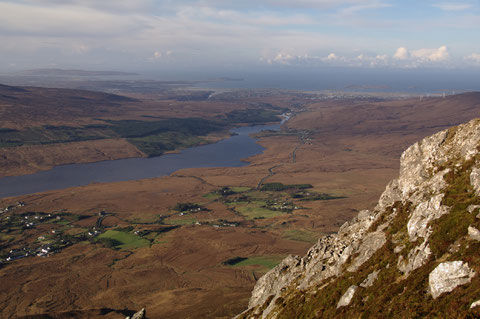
[203,192,222,200]
[230,186,252,192]
[97,230,150,250]
[260,182,313,192]
[225,200,249,206]
[164,217,198,225]
[236,202,283,220]
[283,229,320,243]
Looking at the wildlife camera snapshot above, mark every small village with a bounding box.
[0,204,101,264]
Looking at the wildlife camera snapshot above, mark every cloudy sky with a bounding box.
[1,0,480,74]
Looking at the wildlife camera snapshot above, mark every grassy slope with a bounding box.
[97,230,150,249]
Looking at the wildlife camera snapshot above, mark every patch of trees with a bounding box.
[222,256,247,266]
[172,202,205,212]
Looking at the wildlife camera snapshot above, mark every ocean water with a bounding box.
[143,67,480,94]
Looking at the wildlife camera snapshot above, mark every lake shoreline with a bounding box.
[0,121,285,199]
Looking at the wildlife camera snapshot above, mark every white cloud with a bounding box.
[391,46,450,65]
[265,0,387,9]
[272,52,292,64]
[466,53,480,63]
[376,54,388,60]
[269,52,309,65]
[411,45,449,62]
[263,46,455,68]
[0,0,476,71]
[0,2,149,37]
[151,50,174,61]
[18,0,390,14]
[327,53,338,60]
[353,53,389,66]
[393,47,409,60]
[176,0,390,11]
[70,43,90,54]
[433,2,473,11]
[13,0,156,13]
[339,0,391,15]
[176,6,316,27]
[264,51,390,67]
[263,51,319,65]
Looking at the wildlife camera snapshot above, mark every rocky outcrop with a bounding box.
[126,308,146,319]
[248,255,303,310]
[470,167,480,195]
[347,231,386,272]
[359,270,379,288]
[238,119,480,318]
[336,285,358,308]
[429,261,475,299]
[468,226,480,241]
[406,194,449,242]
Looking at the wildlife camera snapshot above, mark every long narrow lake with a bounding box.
[0,123,280,198]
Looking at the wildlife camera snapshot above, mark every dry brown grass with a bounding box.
[1,90,480,318]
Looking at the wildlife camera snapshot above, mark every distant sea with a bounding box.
[145,67,480,94]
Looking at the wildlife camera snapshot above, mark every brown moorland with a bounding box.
[0,84,296,177]
[0,89,479,318]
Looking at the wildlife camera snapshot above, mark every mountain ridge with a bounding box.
[237,118,480,318]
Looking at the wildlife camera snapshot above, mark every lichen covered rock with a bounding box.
[360,270,380,288]
[429,261,475,299]
[337,285,358,308]
[468,226,480,241]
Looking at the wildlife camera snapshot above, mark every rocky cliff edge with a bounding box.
[237,118,480,318]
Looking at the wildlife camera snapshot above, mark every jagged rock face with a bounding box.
[347,231,386,272]
[248,255,303,310]
[407,194,449,242]
[397,240,431,275]
[237,119,480,319]
[429,261,475,299]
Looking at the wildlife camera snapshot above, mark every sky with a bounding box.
[1,0,480,75]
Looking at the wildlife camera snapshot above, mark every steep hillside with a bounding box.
[0,83,137,129]
[238,118,480,318]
